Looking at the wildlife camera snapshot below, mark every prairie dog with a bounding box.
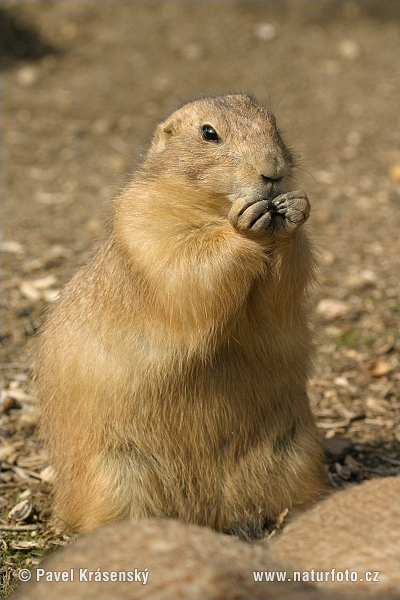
[12,478,399,600]
[11,520,318,600]
[35,94,325,537]
[270,476,400,598]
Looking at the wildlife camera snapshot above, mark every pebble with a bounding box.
[254,23,277,42]
[369,360,392,378]
[19,276,57,302]
[152,75,170,92]
[323,435,353,460]
[181,43,204,60]
[316,298,351,320]
[35,192,68,205]
[338,39,361,60]
[346,269,377,290]
[314,170,335,185]
[39,466,55,484]
[19,283,40,302]
[1,240,25,254]
[19,489,32,500]
[16,66,39,87]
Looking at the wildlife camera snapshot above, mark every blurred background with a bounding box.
[1,0,399,594]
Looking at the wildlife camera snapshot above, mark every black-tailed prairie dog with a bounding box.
[12,478,399,600]
[11,520,318,600]
[270,476,400,599]
[35,94,325,537]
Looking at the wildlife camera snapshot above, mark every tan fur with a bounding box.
[12,478,399,600]
[34,94,325,537]
[11,520,317,600]
[270,476,400,598]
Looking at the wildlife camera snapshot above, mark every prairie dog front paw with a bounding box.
[272,190,310,233]
[228,196,274,237]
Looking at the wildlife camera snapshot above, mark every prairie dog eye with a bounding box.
[201,124,221,143]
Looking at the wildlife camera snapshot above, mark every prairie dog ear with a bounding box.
[150,115,181,153]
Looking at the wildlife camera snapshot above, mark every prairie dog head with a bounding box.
[145,94,294,206]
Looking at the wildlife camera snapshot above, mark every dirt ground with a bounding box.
[1,0,399,597]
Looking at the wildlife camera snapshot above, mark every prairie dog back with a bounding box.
[11,520,316,600]
[270,476,400,598]
[12,478,399,600]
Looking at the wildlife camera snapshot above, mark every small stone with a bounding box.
[91,119,111,135]
[7,388,29,402]
[19,282,41,302]
[1,240,24,254]
[369,360,392,377]
[181,43,204,60]
[334,462,352,480]
[323,435,353,460]
[320,250,335,266]
[314,170,335,185]
[29,275,57,289]
[39,466,55,483]
[338,39,361,60]
[61,22,78,40]
[254,23,277,42]
[35,192,67,205]
[16,66,39,87]
[333,376,350,388]
[346,131,361,146]
[152,75,170,92]
[347,269,377,290]
[19,489,32,500]
[42,289,61,303]
[317,299,351,321]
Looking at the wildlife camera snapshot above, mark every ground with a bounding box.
[1,0,399,597]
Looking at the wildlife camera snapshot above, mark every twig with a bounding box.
[378,456,400,466]
[0,524,39,531]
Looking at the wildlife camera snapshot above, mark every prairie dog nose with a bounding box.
[261,149,286,180]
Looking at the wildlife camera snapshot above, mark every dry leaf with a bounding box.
[370,360,392,377]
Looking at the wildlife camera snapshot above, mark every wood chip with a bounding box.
[0,525,38,532]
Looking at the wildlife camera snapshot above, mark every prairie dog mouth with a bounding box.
[262,177,284,200]
[227,179,285,205]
